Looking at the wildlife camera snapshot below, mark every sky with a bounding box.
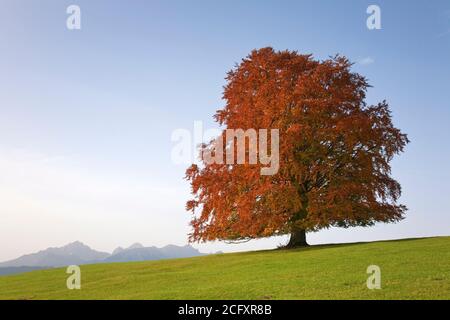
[0,0,449,261]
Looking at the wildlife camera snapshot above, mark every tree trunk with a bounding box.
[286,228,308,248]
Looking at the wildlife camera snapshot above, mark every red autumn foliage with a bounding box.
[185,47,409,247]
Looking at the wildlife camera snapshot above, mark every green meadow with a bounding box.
[0,237,448,300]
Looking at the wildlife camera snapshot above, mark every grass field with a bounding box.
[0,237,449,300]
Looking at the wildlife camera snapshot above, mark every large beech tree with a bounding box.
[185,47,409,247]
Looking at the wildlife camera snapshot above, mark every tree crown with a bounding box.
[186,47,409,243]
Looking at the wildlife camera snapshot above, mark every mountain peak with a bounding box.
[128,243,144,249]
[112,246,124,255]
[64,241,87,248]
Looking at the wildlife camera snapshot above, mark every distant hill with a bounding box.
[104,244,204,263]
[0,241,208,275]
[0,241,110,268]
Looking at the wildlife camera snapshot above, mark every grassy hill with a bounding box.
[0,236,448,300]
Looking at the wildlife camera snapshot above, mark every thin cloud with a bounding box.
[358,57,375,66]
[436,28,450,38]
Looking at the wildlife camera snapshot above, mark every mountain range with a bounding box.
[0,241,213,275]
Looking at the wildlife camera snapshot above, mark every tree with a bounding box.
[185,47,409,247]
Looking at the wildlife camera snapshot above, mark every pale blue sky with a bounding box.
[0,0,449,260]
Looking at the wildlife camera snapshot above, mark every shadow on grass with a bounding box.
[273,236,442,253]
